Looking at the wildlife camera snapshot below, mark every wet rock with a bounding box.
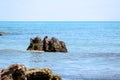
[27,36,67,52]
[0,64,62,80]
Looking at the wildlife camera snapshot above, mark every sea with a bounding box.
[0,21,120,80]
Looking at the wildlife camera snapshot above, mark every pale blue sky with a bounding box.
[0,0,120,21]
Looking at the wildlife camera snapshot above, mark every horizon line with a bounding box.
[0,21,120,22]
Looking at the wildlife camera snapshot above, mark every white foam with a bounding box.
[27,50,44,53]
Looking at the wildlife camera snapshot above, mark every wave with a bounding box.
[0,49,45,54]
[0,49,28,53]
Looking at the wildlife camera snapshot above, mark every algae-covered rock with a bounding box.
[27,36,43,51]
[0,64,62,80]
[27,36,67,52]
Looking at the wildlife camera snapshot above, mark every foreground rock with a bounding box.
[26,68,61,80]
[0,64,62,80]
[27,36,67,52]
[1,64,27,80]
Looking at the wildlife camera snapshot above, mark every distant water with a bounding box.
[0,21,120,80]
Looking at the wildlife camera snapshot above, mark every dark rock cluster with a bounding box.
[27,36,67,52]
[0,64,61,80]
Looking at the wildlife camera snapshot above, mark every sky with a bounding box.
[0,0,120,21]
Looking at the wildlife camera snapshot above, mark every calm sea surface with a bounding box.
[0,21,120,80]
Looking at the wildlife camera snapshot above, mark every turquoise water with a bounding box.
[0,21,120,80]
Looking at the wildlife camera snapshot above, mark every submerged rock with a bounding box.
[0,64,62,80]
[27,36,67,52]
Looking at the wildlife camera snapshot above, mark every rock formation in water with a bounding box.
[27,36,43,51]
[27,36,67,52]
[0,32,3,36]
[0,64,62,80]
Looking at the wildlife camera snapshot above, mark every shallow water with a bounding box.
[0,21,120,80]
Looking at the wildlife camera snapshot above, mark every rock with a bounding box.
[27,36,43,51]
[49,37,61,52]
[0,71,1,80]
[26,68,61,80]
[0,32,3,36]
[43,36,50,51]
[1,64,27,80]
[59,41,67,52]
[48,37,67,52]
[0,64,62,80]
[27,36,67,52]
